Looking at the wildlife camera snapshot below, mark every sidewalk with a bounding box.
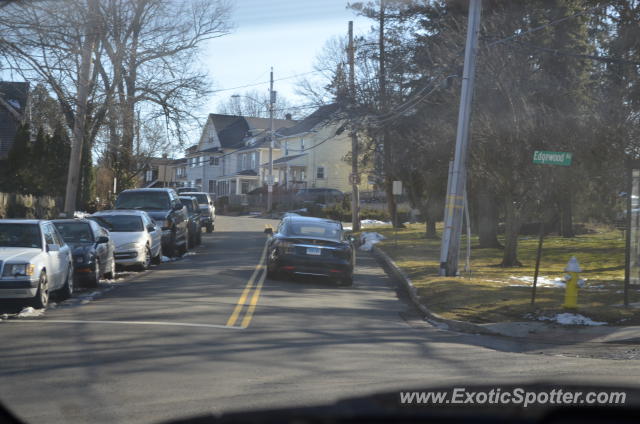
[371,242,640,344]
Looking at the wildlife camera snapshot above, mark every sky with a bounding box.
[200,0,372,117]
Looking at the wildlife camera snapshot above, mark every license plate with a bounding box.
[306,247,321,256]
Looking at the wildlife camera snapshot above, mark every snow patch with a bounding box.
[537,313,607,326]
[183,251,196,256]
[161,256,176,262]
[359,232,386,251]
[361,219,391,227]
[17,307,45,318]
[509,275,566,288]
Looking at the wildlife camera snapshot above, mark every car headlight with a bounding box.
[2,263,35,277]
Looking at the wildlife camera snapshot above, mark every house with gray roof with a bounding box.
[184,113,297,196]
[265,103,373,194]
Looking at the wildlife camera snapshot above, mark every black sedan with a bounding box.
[265,215,354,286]
[52,219,116,287]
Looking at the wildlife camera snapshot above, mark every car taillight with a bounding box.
[279,241,295,254]
[333,247,351,260]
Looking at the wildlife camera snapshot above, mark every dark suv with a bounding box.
[115,188,188,257]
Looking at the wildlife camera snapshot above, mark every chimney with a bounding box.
[285,113,292,120]
[162,153,168,159]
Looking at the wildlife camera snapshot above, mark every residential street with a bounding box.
[0,215,639,424]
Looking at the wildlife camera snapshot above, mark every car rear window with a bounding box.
[287,222,341,239]
[116,191,170,210]
[53,222,94,243]
[0,223,41,248]
[90,216,143,232]
[186,194,208,204]
[180,198,196,213]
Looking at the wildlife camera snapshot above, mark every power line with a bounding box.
[484,5,600,49]
[507,39,640,66]
[211,69,332,94]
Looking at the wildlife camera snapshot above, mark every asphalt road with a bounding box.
[0,215,639,424]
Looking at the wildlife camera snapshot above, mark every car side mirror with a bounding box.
[96,236,109,244]
[146,225,156,233]
[264,227,273,235]
[47,244,60,252]
[173,203,183,211]
[209,201,213,205]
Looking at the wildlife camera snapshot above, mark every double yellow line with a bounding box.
[225,241,268,328]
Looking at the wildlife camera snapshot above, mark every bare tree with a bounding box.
[0,0,233,204]
[216,89,295,119]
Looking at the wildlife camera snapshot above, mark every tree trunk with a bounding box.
[477,190,502,248]
[501,196,523,267]
[560,194,575,238]
[425,219,437,238]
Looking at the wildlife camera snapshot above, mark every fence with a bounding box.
[0,192,62,219]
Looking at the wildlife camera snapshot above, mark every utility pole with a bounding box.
[348,21,361,232]
[267,67,275,212]
[64,0,98,215]
[378,0,397,228]
[439,0,482,276]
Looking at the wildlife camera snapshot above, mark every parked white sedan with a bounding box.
[89,210,162,270]
[0,219,74,308]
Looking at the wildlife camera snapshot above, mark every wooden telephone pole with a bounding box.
[348,21,360,232]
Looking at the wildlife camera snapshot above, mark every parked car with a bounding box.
[181,192,215,233]
[88,210,162,270]
[52,219,116,287]
[0,219,74,308]
[264,215,355,286]
[176,186,202,194]
[115,188,188,257]
[179,196,202,248]
[294,188,345,206]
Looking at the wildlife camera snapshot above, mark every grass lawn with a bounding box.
[368,223,640,325]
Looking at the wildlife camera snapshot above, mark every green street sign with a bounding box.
[533,150,572,166]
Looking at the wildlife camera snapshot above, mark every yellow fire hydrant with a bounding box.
[562,257,582,309]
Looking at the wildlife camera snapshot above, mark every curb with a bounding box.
[371,244,500,336]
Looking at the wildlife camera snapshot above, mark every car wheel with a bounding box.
[206,223,213,233]
[32,271,49,309]
[177,239,187,256]
[137,246,151,271]
[104,255,116,280]
[151,247,162,265]
[59,267,74,300]
[187,228,194,249]
[87,259,100,287]
[165,229,177,257]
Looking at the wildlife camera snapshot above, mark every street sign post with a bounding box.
[392,181,402,247]
[533,150,572,166]
[529,152,573,303]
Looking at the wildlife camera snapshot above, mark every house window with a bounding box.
[209,180,215,193]
[210,157,220,166]
[316,166,325,179]
[241,181,250,194]
[300,138,305,150]
[251,152,256,169]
